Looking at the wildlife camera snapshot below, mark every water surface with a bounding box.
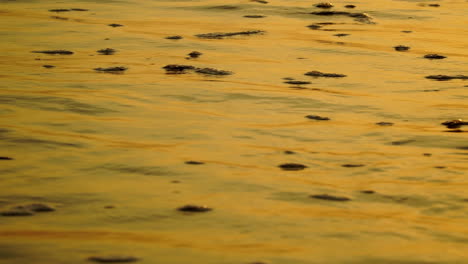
[1,0,468,263]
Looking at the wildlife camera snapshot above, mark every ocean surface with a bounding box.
[1,0,468,263]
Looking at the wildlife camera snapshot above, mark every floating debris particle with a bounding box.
[162,64,195,73]
[251,0,268,3]
[310,11,375,23]
[342,164,365,168]
[334,33,349,37]
[311,11,347,15]
[188,51,202,58]
[305,70,346,78]
[284,80,311,85]
[50,16,68,20]
[42,65,55,68]
[15,203,55,212]
[423,54,446,59]
[426,75,468,81]
[305,115,330,121]
[195,68,232,76]
[278,163,307,171]
[310,194,351,201]
[49,9,70,12]
[166,35,183,40]
[243,15,265,18]
[391,139,415,145]
[394,45,410,51]
[428,3,440,7]
[401,30,412,33]
[375,122,394,126]
[1,210,34,217]
[445,129,464,133]
[441,119,468,129]
[108,23,123,27]
[88,256,140,263]
[360,190,375,194]
[94,66,128,73]
[32,50,74,55]
[177,205,212,212]
[344,4,356,8]
[307,24,322,30]
[208,5,240,10]
[70,8,89,11]
[97,48,116,55]
[185,161,205,165]
[315,2,334,8]
[284,150,296,155]
[0,157,13,160]
[195,30,264,39]
[162,65,232,76]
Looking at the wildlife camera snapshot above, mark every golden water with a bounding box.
[1,0,468,263]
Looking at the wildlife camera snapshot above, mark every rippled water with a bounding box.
[1,0,468,263]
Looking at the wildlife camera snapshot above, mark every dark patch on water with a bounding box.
[100,164,172,176]
[441,119,468,129]
[376,122,394,126]
[14,203,55,212]
[50,15,68,20]
[424,54,446,60]
[0,210,34,216]
[48,9,71,13]
[94,66,127,73]
[163,64,232,76]
[278,163,307,171]
[391,139,415,145]
[305,115,330,120]
[108,23,123,27]
[31,50,73,55]
[187,51,202,58]
[305,70,346,78]
[0,95,115,115]
[430,232,468,245]
[195,68,232,76]
[6,137,82,148]
[284,80,311,85]
[251,0,268,4]
[315,3,334,9]
[162,64,195,73]
[165,35,183,40]
[177,204,212,212]
[97,48,116,55]
[185,161,205,165]
[310,11,375,24]
[207,5,241,10]
[244,15,265,18]
[195,30,264,39]
[310,194,352,202]
[394,45,410,51]
[426,75,468,81]
[341,164,365,168]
